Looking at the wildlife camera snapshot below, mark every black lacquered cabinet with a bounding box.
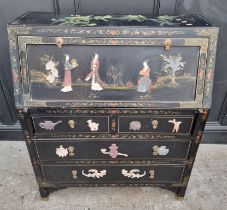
[8,12,218,199]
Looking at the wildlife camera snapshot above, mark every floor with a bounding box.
[0,142,226,210]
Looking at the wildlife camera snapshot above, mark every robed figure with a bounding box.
[61,54,73,92]
[85,53,104,91]
[137,60,152,93]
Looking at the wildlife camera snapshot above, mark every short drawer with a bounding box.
[32,115,109,134]
[118,115,194,135]
[35,140,190,161]
[41,164,185,183]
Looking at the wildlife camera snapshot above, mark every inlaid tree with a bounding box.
[160,54,186,84]
[107,65,123,86]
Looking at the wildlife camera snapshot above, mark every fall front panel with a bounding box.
[17,36,207,107]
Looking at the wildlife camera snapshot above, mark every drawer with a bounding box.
[35,140,190,161]
[32,115,110,134]
[118,115,194,135]
[41,164,185,183]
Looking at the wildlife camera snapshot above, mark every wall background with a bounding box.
[0,0,227,142]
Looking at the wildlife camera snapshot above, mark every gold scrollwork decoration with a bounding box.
[18,36,44,52]
[23,94,47,107]
[194,28,218,100]
[7,26,32,49]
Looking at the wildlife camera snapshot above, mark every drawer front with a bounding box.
[42,164,185,183]
[32,115,109,134]
[118,115,194,134]
[35,140,190,161]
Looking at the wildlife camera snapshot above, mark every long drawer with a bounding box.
[35,140,190,161]
[41,164,185,183]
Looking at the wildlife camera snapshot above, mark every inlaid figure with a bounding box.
[45,60,59,84]
[85,53,104,91]
[168,119,182,133]
[129,121,141,131]
[61,54,74,92]
[137,60,152,93]
[39,120,62,131]
[87,119,99,131]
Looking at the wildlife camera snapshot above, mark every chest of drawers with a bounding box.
[8,12,218,199]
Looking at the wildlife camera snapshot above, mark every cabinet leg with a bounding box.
[176,187,186,200]
[39,187,49,200]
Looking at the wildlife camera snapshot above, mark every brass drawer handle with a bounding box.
[72,170,78,179]
[151,120,158,129]
[82,169,107,178]
[101,143,128,159]
[56,145,75,158]
[152,145,169,156]
[121,169,146,179]
[149,170,155,179]
[68,120,76,128]
[68,146,75,157]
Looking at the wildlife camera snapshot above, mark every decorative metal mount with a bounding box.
[72,170,78,179]
[164,39,172,50]
[55,37,63,48]
[151,120,158,129]
[68,120,76,128]
[149,170,155,179]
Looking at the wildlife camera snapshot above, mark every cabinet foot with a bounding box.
[39,187,49,199]
[176,196,184,201]
[176,186,186,199]
[41,196,49,201]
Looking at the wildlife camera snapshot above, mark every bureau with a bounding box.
[8,12,218,199]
